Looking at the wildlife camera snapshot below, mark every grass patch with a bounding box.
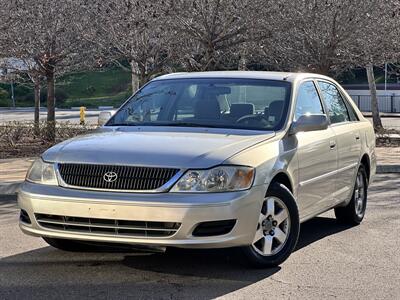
[0,68,132,108]
[62,92,131,108]
[58,68,131,99]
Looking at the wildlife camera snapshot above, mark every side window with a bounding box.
[318,81,350,124]
[295,81,324,120]
[343,97,359,121]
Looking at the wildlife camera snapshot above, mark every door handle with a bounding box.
[355,135,360,140]
[329,141,336,149]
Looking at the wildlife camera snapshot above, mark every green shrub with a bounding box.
[40,87,69,107]
[13,84,31,98]
[0,98,10,107]
[0,87,9,100]
[20,92,34,103]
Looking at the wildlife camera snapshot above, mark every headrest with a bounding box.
[267,101,284,122]
[194,96,221,120]
[230,103,255,118]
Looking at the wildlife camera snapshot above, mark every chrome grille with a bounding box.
[35,214,181,237]
[57,163,179,191]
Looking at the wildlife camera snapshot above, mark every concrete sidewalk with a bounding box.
[0,148,398,195]
[376,147,400,173]
[0,158,34,195]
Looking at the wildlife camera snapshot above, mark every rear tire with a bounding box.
[335,165,368,225]
[240,182,300,268]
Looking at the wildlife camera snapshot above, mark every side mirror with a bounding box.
[289,114,328,135]
[98,110,115,126]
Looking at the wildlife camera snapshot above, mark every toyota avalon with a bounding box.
[18,71,376,267]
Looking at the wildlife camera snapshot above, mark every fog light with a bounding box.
[20,209,31,224]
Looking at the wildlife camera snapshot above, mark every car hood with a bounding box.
[43,126,275,169]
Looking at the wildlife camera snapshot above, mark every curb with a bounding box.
[1,165,399,196]
[0,194,17,201]
[0,182,22,195]
[362,113,400,118]
[376,165,400,173]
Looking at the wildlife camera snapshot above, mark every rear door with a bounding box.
[317,81,362,205]
[294,81,338,219]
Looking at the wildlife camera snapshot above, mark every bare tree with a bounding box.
[257,0,381,74]
[169,0,270,71]
[256,0,400,130]
[81,0,176,92]
[356,0,400,130]
[0,59,43,127]
[0,3,43,126]
[1,0,90,139]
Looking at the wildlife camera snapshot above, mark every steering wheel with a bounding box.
[236,114,265,126]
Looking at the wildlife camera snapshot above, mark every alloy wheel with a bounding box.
[252,196,291,256]
[354,170,366,218]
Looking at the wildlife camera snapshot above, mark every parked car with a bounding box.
[18,71,376,267]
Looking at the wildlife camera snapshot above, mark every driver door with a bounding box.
[294,81,338,220]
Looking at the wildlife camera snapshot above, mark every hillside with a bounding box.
[0,68,132,108]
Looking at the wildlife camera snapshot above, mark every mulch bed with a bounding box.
[0,122,96,159]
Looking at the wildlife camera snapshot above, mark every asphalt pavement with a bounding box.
[0,174,399,299]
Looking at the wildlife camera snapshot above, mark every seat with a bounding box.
[267,101,284,123]
[229,103,255,120]
[194,96,221,120]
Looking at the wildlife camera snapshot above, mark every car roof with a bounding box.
[153,71,334,83]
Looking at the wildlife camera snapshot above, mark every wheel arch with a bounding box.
[360,153,371,183]
[268,171,294,194]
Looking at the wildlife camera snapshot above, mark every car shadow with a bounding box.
[295,216,353,251]
[0,216,354,299]
[121,216,353,274]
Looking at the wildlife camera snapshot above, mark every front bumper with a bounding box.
[18,182,265,248]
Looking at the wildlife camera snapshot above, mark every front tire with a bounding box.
[240,182,300,268]
[335,165,368,225]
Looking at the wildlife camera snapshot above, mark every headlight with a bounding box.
[171,166,255,193]
[26,159,58,185]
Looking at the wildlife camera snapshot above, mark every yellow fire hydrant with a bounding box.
[80,106,86,125]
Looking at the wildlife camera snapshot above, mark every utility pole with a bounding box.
[384,62,387,93]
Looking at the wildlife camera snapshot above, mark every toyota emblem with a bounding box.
[103,171,118,183]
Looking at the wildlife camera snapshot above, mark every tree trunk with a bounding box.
[238,47,247,71]
[46,70,56,141]
[34,80,40,124]
[366,64,383,130]
[139,64,147,88]
[34,79,40,135]
[315,63,331,76]
[130,60,140,93]
[46,71,55,122]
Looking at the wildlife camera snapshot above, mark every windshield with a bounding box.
[107,78,292,131]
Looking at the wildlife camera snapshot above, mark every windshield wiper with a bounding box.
[106,123,138,126]
[107,122,231,129]
[147,122,222,128]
